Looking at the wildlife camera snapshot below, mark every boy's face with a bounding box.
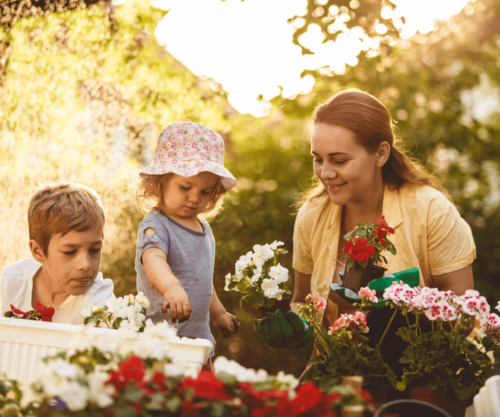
[161,172,218,219]
[31,228,103,296]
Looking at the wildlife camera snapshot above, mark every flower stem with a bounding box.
[405,312,411,329]
[311,321,334,358]
[377,308,398,348]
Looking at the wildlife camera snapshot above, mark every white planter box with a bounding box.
[0,317,212,387]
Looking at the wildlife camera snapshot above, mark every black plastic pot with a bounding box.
[341,262,387,292]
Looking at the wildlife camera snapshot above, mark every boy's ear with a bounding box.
[29,239,45,262]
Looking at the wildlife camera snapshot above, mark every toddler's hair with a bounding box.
[136,173,226,221]
[28,182,105,256]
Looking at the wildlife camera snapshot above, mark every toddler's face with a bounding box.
[161,172,218,219]
[35,228,103,296]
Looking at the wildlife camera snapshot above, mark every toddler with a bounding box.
[135,122,242,366]
[0,182,115,324]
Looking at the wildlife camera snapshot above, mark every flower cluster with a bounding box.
[225,241,293,308]
[298,292,327,323]
[4,301,55,322]
[343,216,397,270]
[328,311,369,340]
[17,323,376,417]
[82,292,151,339]
[383,283,494,326]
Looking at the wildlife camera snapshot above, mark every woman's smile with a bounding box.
[326,182,347,191]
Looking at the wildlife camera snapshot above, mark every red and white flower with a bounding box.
[358,287,378,303]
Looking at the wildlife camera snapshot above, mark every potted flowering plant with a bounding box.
[299,289,396,401]
[224,241,293,312]
[342,216,397,292]
[383,283,500,417]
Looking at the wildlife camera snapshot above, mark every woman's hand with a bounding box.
[212,312,242,338]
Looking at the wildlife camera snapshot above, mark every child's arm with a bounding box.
[142,247,192,323]
[209,285,242,338]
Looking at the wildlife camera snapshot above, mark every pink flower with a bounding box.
[439,304,457,321]
[426,303,443,321]
[480,313,500,342]
[311,292,327,311]
[358,287,378,303]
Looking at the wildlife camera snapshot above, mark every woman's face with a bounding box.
[311,123,387,207]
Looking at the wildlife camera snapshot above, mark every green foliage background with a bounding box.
[0,0,499,377]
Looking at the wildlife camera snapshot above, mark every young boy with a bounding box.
[0,182,115,325]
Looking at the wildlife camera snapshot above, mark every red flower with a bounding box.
[181,399,203,417]
[290,382,333,416]
[106,356,145,393]
[376,227,387,246]
[35,301,55,322]
[181,371,231,401]
[10,305,30,317]
[345,238,375,263]
[377,215,395,234]
[153,371,166,386]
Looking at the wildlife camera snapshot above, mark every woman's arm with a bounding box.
[431,264,475,335]
[291,270,312,314]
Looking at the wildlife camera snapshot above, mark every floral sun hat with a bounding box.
[140,122,236,191]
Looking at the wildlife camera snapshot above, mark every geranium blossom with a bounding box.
[480,313,500,342]
[358,287,378,303]
[311,292,327,311]
[383,281,417,310]
[328,311,368,339]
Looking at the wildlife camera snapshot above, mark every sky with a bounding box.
[126,0,470,117]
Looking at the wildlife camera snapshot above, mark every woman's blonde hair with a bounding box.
[299,89,450,206]
[136,173,227,222]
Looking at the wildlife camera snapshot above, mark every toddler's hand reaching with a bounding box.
[162,284,192,323]
[212,312,242,338]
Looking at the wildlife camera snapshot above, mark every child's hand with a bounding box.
[212,312,242,338]
[162,284,192,323]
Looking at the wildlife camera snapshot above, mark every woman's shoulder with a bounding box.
[398,184,454,212]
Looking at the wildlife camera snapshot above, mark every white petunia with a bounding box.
[261,278,283,299]
[225,273,232,290]
[269,263,289,284]
[250,270,262,285]
[135,291,150,309]
[118,319,140,339]
[87,371,115,408]
[270,241,284,250]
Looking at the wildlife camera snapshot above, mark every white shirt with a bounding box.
[0,258,115,325]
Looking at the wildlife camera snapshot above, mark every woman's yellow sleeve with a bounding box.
[292,204,314,274]
[427,197,476,276]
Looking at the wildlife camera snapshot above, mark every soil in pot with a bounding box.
[258,297,291,318]
[410,386,467,417]
[342,263,387,293]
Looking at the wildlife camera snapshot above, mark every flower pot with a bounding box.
[410,386,467,417]
[365,384,389,406]
[258,297,291,317]
[342,263,387,293]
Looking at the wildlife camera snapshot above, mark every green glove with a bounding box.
[254,309,312,350]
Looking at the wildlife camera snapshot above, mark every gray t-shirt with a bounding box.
[135,208,215,355]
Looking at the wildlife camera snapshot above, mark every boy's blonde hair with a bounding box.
[136,173,226,221]
[28,182,105,256]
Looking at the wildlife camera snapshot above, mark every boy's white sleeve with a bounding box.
[86,273,115,308]
[0,276,7,316]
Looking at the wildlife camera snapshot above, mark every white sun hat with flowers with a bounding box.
[140,122,237,191]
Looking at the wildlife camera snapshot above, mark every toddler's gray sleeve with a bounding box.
[137,217,171,264]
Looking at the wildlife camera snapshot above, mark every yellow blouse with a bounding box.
[292,183,476,322]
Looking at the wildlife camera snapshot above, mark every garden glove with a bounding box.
[254,309,312,350]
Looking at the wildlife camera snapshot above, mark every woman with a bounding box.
[290,89,476,388]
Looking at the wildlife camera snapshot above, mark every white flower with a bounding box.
[224,273,232,291]
[496,301,500,313]
[269,263,289,284]
[276,371,299,389]
[164,363,183,377]
[270,241,284,250]
[261,278,283,299]
[48,358,84,379]
[87,371,115,408]
[249,270,261,285]
[59,381,89,411]
[214,357,268,383]
[118,319,140,339]
[253,244,275,264]
[135,291,150,309]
